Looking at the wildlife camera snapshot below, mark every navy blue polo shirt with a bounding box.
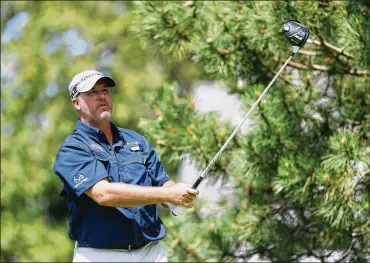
[53,119,170,249]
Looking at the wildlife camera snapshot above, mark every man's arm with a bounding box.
[85,178,198,208]
[161,180,177,208]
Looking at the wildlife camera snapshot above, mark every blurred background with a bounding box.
[1,1,369,262]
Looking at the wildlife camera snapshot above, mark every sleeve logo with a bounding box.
[74,174,88,188]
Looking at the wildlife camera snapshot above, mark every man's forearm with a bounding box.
[91,180,169,208]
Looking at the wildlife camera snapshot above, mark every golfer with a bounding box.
[53,70,199,262]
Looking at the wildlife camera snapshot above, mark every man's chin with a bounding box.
[99,111,112,120]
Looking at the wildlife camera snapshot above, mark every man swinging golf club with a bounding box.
[53,19,309,262]
[53,70,199,262]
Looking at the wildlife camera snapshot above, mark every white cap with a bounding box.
[68,70,116,98]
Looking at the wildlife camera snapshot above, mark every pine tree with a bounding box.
[135,1,370,262]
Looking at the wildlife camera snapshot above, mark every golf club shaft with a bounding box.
[169,54,294,216]
[192,54,294,189]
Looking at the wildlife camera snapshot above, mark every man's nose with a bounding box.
[97,90,107,99]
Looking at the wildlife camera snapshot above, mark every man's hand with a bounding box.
[165,183,199,208]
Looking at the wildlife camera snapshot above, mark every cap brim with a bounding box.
[78,75,116,93]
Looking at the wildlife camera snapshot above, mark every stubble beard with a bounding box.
[99,111,112,121]
[81,105,112,123]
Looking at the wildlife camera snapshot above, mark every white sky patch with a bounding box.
[43,28,91,57]
[192,81,254,134]
[45,81,59,98]
[2,12,30,44]
[1,53,18,81]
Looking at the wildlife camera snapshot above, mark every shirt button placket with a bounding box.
[133,210,139,244]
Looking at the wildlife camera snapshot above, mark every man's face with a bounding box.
[72,79,113,122]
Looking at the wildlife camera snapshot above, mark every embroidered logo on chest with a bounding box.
[126,141,140,151]
[130,145,141,152]
[91,143,104,152]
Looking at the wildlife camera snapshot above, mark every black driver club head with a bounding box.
[283,20,309,53]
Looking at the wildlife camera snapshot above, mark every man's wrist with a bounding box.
[157,186,170,203]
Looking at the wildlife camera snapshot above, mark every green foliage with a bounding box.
[136,1,370,262]
[139,82,238,179]
[135,1,369,88]
[1,1,204,261]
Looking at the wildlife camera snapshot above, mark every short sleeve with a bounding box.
[53,143,109,197]
[141,136,170,187]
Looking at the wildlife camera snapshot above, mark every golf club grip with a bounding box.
[167,178,202,216]
[192,177,203,189]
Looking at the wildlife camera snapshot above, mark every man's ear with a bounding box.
[72,97,81,110]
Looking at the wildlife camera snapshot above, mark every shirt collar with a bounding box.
[75,119,123,146]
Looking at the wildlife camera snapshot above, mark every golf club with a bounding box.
[168,20,309,216]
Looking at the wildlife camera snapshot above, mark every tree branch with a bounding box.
[287,61,369,76]
[348,68,370,76]
[288,61,329,72]
[306,38,355,60]
[297,49,324,56]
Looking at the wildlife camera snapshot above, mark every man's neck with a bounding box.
[81,117,113,145]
